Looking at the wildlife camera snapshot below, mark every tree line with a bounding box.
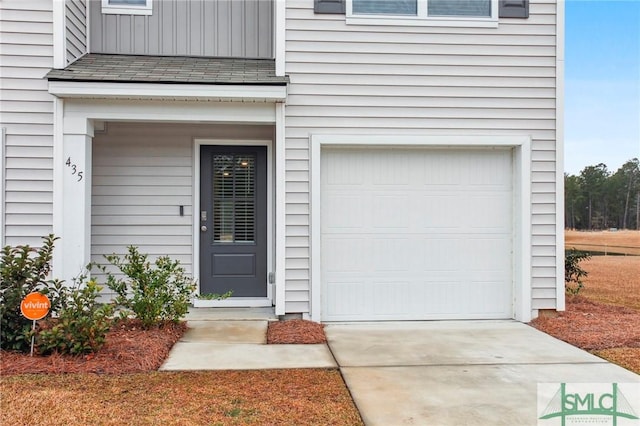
[565,158,640,230]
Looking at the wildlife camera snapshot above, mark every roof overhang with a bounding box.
[48,80,287,102]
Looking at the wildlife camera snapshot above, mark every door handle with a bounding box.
[201,225,208,232]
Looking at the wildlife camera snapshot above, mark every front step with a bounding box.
[185,306,277,321]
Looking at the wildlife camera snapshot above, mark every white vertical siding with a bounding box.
[66,0,87,63]
[0,0,54,247]
[284,0,560,313]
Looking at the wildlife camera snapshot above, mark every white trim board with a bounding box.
[274,0,286,77]
[193,139,275,308]
[310,134,532,322]
[61,99,278,125]
[52,0,66,69]
[0,127,5,247]
[555,0,566,313]
[49,81,287,102]
[274,103,286,315]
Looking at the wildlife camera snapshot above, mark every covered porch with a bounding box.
[46,54,287,314]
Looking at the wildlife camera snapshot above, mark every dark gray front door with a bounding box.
[200,146,267,297]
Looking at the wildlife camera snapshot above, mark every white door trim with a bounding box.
[193,139,274,307]
[310,134,532,322]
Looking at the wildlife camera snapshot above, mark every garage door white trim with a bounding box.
[310,134,532,322]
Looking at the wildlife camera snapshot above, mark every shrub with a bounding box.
[37,276,114,355]
[0,235,61,352]
[99,246,196,328]
[565,248,592,295]
[197,290,233,300]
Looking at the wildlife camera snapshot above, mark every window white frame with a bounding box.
[101,0,152,16]
[346,0,498,27]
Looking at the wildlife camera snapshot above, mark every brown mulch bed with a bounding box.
[0,320,186,376]
[531,296,640,351]
[267,319,327,344]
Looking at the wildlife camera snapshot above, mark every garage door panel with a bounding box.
[323,237,367,272]
[324,194,364,230]
[468,151,512,186]
[421,195,464,229]
[372,195,411,229]
[370,239,412,271]
[423,154,463,185]
[423,238,466,271]
[421,281,461,315]
[373,281,413,315]
[325,280,368,318]
[321,148,514,321]
[468,194,512,230]
[325,150,366,185]
[372,152,411,185]
[465,238,512,271]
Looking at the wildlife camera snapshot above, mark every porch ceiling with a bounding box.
[46,54,288,85]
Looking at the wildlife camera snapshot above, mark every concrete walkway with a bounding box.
[161,312,640,425]
[324,321,640,426]
[160,308,336,371]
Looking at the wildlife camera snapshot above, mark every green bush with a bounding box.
[37,276,114,355]
[98,246,196,328]
[197,290,233,300]
[0,235,61,352]
[565,248,592,295]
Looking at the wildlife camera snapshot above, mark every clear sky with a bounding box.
[564,0,640,175]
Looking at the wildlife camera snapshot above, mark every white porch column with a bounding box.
[59,118,93,283]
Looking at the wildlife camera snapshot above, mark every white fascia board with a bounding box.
[62,98,277,124]
[48,81,287,101]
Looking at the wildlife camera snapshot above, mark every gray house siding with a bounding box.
[89,0,273,58]
[91,122,274,296]
[0,0,54,247]
[284,0,560,314]
[66,0,87,63]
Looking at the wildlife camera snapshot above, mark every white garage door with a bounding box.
[321,148,514,321]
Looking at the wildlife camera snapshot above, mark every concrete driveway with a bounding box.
[324,321,640,426]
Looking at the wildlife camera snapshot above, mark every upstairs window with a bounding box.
[102,0,152,15]
[348,0,497,26]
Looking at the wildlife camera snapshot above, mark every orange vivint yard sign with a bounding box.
[20,292,51,321]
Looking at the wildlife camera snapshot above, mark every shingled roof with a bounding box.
[46,54,288,85]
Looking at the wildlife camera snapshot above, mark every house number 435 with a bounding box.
[65,157,83,182]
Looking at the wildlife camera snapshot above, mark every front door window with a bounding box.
[213,154,256,243]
